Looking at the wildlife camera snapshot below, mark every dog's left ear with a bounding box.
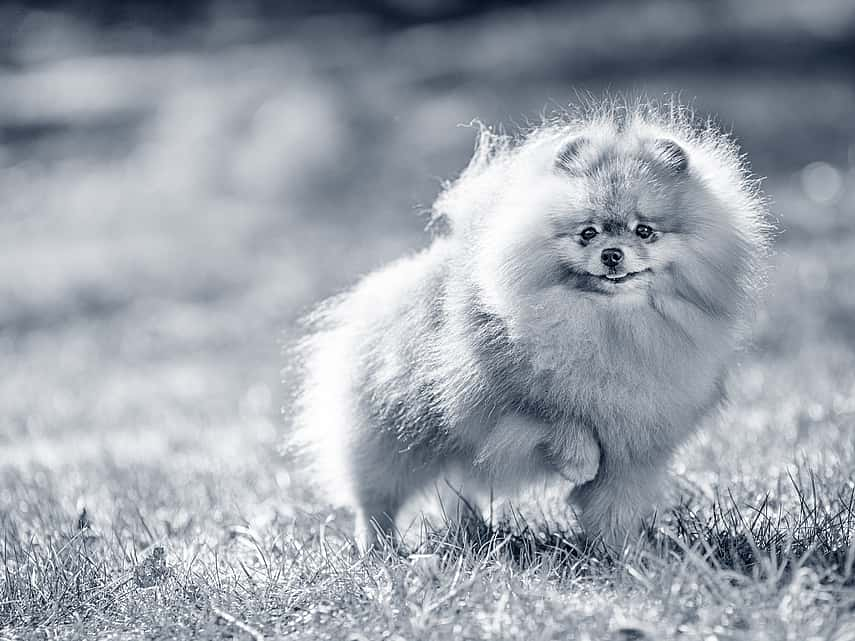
[652,139,689,175]
[554,136,591,175]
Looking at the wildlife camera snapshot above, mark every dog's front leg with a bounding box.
[473,413,600,487]
[569,457,664,550]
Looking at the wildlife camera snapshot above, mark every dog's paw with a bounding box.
[551,428,601,485]
[556,452,600,485]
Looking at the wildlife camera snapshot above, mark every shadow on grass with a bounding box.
[403,468,855,589]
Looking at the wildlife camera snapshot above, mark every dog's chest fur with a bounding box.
[494,287,733,461]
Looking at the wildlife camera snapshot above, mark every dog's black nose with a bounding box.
[601,248,624,267]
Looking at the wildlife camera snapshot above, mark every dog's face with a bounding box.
[477,132,757,323]
[554,206,671,297]
[551,135,694,298]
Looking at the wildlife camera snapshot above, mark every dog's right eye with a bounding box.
[580,227,598,241]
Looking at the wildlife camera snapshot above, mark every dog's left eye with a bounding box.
[635,224,654,239]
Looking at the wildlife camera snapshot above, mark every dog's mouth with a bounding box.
[598,268,651,284]
[560,265,653,293]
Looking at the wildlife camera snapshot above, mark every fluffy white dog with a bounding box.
[293,100,771,551]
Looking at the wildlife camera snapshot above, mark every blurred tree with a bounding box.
[3,0,562,29]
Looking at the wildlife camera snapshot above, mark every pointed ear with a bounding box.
[554,136,590,175]
[652,138,689,174]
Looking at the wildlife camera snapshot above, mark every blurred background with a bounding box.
[1,0,854,477]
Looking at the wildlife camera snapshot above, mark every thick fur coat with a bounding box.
[293,100,771,550]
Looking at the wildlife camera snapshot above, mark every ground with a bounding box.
[2,2,855,639]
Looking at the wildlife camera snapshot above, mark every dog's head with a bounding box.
[472,125,765,326]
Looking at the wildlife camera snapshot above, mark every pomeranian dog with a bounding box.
[293,100,770,551]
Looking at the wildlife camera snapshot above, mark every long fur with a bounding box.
[291,97,772,550]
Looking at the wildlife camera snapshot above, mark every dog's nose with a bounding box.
[601,248,624,267]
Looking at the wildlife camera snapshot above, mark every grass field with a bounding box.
[2,2,855,639]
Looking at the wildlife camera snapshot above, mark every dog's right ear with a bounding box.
[651,138,689,175]
[554,136,591,176]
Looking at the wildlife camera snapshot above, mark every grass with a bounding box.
[3,416,855,640]
[2,1,855,639]
[3,462,855,639]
